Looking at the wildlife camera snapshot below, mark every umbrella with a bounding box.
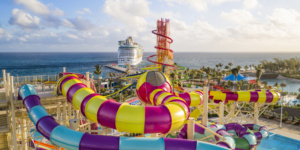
[223,73,248,81]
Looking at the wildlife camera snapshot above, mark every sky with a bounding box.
[0,0,300,53]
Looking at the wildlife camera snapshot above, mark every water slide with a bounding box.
[189,90,281,119]
[19,80,228,149]
[177,123,268,150]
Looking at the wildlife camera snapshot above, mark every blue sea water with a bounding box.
[0,52,299,92]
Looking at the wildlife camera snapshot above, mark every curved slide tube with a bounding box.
[209,90,281,104]
[19,84,229,150]
[177,123,268,150]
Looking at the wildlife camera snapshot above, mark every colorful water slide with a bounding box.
[189,90,281,119]
[58,73,202,134]
[177,123,268,150]
[209,90,281,104]
[19,84,228,150]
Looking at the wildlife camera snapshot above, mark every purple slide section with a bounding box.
[59,76,78,92]
[36,116,60,140]
[66,83,87,102]
[165,138,197,150]
[97,100,121,129]
[79,133,120,150]
[80,93,100,117]
[144,105,172,133]
[23,95,41,112]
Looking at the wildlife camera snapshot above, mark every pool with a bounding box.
[257,133,300,150]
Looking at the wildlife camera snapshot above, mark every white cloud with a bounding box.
[103,0,150,30]
[210,0,239,5]
[52,8,65,16]
[267,8,300,26]
[166,0,207,11]
[14,0,50,15]
[76,8,92,14]
[9,8,40,29]
[221,9,256,25]
[66,16,98,30]
[243,0,259,9]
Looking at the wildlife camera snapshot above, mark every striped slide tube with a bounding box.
[19,84,229,150]
[209,90,281,104]
[149,89,204,107]
[177,122,265,150]
[58,74,189,134]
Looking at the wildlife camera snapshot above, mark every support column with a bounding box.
[254,103,259,124]
[21,118,28,150]
[10,75,17,150]
[187,117,195,140]
[7,73,10,99]
[10,76,15,100]
[63,67,66,73]
[57,102,61,124]
[228,102,236,122]
[219,101,224,125]
[2,70,6,88]
[86,72,90,88]
[63,101,67,126]
[68,103,71,120]
[202,86,208,126]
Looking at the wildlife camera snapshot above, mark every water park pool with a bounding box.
[257,133,300,150]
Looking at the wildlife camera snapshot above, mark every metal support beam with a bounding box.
[219,102,224,125]
[187,117,195,140]
[202,86,208,126]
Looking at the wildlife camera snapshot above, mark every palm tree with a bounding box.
[219,63,223,70]
[280,82,287,91]
[231,67,239,90]
[125,62,132,75]
[298,88,300,93]
[191,70,197,85]
[244,65,249,71]
[224,65,229,70]
[108,72,116,91]
[204,67,211,86]
[94,64,103,94]
[228,62,233,69]
[274,82,279,89]
[255,68,262,86]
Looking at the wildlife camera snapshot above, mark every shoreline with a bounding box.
[276,74,300,82]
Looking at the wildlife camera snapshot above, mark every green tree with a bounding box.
[280,82,287,91]
[94,64,103,94]
[274,82,279,88]
[297,94,300,100]
[108,72,116,91]
[284,111,288,119]
[298,88,300,93]
[228,62,233,69]
[244,65,249,71]
[231,67,239,90]
[255,68,262,86]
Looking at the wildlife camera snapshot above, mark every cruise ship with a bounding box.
[118,36,143,66]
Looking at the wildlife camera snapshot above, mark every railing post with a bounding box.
[2,69,6,88]
[9,75,17,150]
[202,86,208,126]
[63,101,67,126]
[254,103,259,124]
[219,101,224,125]
[187,117,195,140]
[63,67,66,73]
[86,72,90,88]
[10,76,14,100]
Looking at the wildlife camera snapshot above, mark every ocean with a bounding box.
[0,52,299,92]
